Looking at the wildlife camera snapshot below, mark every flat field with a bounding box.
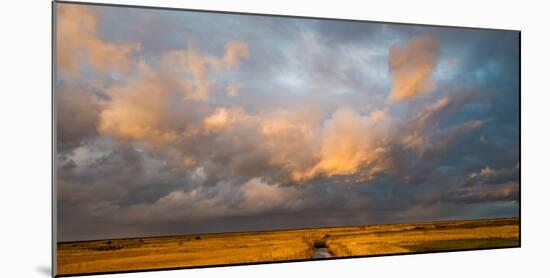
[56,217,519,276]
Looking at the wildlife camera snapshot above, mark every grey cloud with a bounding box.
[56,81,101,149]
[56,3,519,241]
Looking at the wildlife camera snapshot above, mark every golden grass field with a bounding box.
[56,217,519,276]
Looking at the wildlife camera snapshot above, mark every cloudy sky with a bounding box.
[55,3,519,242]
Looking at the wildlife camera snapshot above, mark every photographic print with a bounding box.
[54,1,520,276]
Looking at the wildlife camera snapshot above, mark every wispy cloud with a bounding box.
[388,36,440,101]
[55,3,519,241]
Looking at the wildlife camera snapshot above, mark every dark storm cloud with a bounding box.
[55,3,519,241]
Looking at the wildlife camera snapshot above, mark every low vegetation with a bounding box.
[57,217,519,276]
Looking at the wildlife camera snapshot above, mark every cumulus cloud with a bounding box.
[55,3,519,241]
[98,39,250,143]
[56,4,140,74]
[203,107,244,132]
[292,108,394,182]
[100,96,396,187]
[97,62,189,145]
[388,36,441,101]
[161,42,249,101]
[189,106,320,186]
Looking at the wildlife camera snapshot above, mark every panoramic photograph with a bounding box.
[54,2,519,276]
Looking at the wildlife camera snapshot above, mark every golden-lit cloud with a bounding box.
[56,4,140,74]
[57,3,250,103]
[292,107,394,183]
[54,3,521,242]
[58,6,441,188]
[416,96,451,128]
[161,41,249,101]
[203,107,244,132]
[59,5,490,192]
[388,36,440,101]
[312,108,372,176]
[401,132,426,151]
[259,107,321,180]
[97,62,185,144]
[469,166,495,178]
[98,38,250,142]
[162,48,214,101]
[223,41,250,68]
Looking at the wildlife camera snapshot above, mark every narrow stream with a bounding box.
[312,247,333,258]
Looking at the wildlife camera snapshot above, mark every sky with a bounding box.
[55,3,520,242]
